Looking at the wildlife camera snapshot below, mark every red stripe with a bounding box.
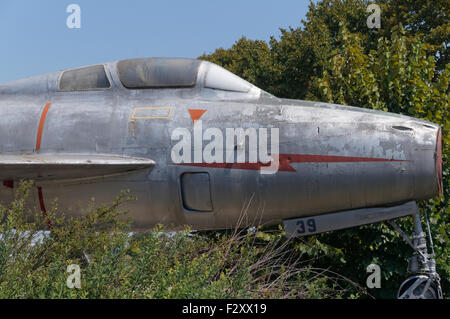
[181,162,271,171]
[37,186,52,229]
[36,103,51,151]
[3,180,13,189]
[283,154,406,163]
[177,153,407,172]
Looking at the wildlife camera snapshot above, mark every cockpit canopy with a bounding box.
[117,58,200,89]
[57,57,262,98]
[117,58,253,93]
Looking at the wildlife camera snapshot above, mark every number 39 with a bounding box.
[296,218,316,234]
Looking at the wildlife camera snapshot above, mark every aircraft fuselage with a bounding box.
[0,59,442,231]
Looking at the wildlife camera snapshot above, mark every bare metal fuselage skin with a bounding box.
[0,59,442,231]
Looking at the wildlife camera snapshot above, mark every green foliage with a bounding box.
[200,0,449,298]
[0,181,363,298]
[378,0,449,70]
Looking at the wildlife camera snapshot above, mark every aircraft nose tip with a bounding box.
[435,127,443,197]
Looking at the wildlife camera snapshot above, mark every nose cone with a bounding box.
[436,127,443,197]
[249,100,443,220]
[408,121,442,200]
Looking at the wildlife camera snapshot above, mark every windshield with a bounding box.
[203,63,252,93]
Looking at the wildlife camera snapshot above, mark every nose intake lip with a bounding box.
[436,127,443,197]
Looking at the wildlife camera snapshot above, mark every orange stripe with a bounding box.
[36,103,51,151]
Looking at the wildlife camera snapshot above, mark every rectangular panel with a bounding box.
[180,173,213,212]
[132,107,172,119]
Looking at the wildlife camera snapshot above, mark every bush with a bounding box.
[0,181,365,299]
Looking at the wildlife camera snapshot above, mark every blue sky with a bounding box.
[0,0,309,83]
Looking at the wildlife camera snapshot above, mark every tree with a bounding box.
[378,0,449,70]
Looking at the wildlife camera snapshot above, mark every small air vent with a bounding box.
[392,126,413,132]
